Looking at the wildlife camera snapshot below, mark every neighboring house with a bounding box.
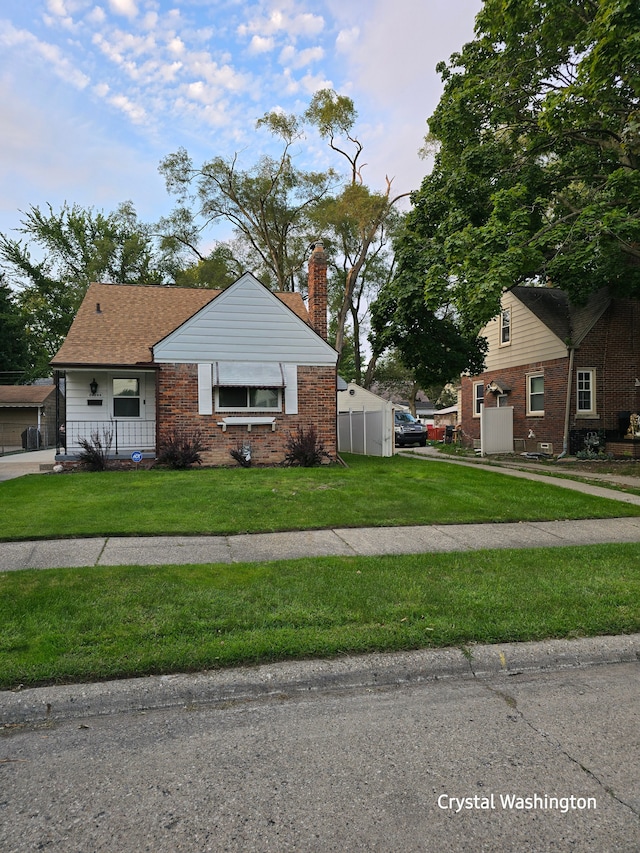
[0,383,62,452]
[50,244,338,466]
[432,404,458,429]
[460,286,640,457]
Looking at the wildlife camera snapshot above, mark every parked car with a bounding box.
[394,411,427,447]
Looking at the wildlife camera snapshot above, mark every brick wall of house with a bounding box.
[157,363,337,466]
[460,298,640,455]
[574,299,640,438]
[460,357,569,452]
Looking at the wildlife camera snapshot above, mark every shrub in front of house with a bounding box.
[156,431,205,469]
[283,426,329,467]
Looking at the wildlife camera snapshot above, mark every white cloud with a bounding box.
[248,34,274,54]
[108,92,146,123]
[298,71,333,95]
[238,8,323,41]
[86,6,106,25]
[0,21,90,89]
[107,0,138,19]
[279,44,323,69]
[336,26,359,52]
[167,36,184,56]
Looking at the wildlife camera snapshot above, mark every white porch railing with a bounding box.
[62,420,156,456]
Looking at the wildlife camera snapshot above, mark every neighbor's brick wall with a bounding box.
[574,299,640,436]
[460,298,640,453]
[157,363,337,466]
[461,357,569,451]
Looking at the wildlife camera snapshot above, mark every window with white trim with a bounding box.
[473,381,484,417]
[576,369,596,415]
[500,308,511,345]
[527,373,544,415]
[113,377,140,417]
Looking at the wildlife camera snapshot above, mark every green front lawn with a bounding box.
[2,544,639,689]
[1,454,637,541]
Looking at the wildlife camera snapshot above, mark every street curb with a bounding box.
[2,634,639,727]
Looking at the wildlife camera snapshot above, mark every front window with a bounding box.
[473,382,484,417]
[500,308,511,345]
[216,387,280,411]
[113,377,140,417]
[527,374,544,415]
[577,370,596,415]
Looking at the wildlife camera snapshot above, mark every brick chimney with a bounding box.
[307,241,328,340]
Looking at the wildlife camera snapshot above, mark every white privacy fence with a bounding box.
[338,409,394,457]
[480,406,514,455]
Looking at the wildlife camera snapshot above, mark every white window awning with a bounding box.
[215,362,285,387]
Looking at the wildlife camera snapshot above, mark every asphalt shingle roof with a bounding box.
[51,282,309,368]
[0,386,56,406]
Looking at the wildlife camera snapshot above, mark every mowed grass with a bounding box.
[1,454,638,541]
[1,544,640,689]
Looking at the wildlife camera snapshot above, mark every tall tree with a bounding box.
[159,115,336,292]
[395,0,640,332]
[0,276,29,381]
[305,90,409,371]
[0,201,174,376]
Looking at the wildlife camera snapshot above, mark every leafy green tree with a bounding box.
[0,201,175,376]
[159,115,336,292]
[397,0,640,331]
[173,244,243,289]
[305,90,409,372]
[370,229,487,391]
[371,349,421,416]
[0,276,29,381]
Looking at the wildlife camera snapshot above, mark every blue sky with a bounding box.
[0,0,482,245]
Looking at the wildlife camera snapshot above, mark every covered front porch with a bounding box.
[55,368,157,460]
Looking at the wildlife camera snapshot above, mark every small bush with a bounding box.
[283,426,329,467]
[78,428,113,471]
[157,431,205,469]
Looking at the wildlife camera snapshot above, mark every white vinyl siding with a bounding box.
[63,371,155,423]
[154,273,337,366]
[483,298,566,371]
[576,369,596,415]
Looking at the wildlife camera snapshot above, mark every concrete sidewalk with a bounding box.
[3,515,640,571]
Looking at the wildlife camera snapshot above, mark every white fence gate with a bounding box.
[338,409,393,457]
[480,406,514,455]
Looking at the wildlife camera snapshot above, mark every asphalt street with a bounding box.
[1,643,639,852]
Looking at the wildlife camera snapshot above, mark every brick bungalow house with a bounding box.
[459,286,640,457]
[50,243,338,466]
